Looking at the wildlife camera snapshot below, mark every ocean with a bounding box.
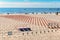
[0,8,60,13]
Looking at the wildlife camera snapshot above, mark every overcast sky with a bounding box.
[0,0,60,8]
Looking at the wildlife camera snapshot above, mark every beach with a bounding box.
[0,14,60,40]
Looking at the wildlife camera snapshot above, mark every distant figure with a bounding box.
[7,13,9,15]
[44,12,47,14]
[25,13,28,14]
[56,12,58,15]
[50,12,51,14]
[32,12,34,14]
[36,12,38,14]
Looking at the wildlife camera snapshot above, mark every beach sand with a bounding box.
[0,14,60,40]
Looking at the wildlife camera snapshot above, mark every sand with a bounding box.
[0,14,60,40]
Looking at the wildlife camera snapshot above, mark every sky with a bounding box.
[0,0,60,2]
[0,0,60,8]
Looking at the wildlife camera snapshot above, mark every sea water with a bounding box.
[0,8,60,14]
